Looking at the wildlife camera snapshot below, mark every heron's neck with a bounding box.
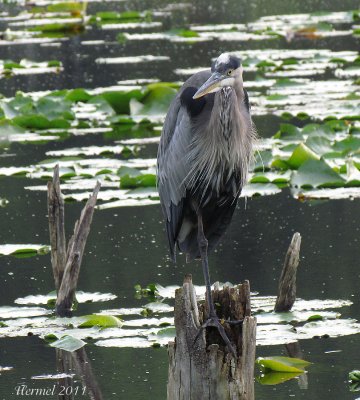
[219,88,234,140]
[233,77,244,101]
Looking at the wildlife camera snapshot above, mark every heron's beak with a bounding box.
[192,72,224,99]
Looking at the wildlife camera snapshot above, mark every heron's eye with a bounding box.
[227,69,233,76]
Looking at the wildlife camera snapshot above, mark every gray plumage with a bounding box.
[157,57,256,263]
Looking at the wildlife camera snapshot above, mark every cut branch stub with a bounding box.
[47,164,66,292]
[56,182,101,316]
[275,232,302,312]
[167,276,256,400]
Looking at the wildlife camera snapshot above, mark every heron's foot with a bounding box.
[194,314,237,358]
[224,318,244,326]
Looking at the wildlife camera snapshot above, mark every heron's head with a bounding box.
[193,53,243,99]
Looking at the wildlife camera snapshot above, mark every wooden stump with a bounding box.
[47,165,100,316]
[274,232,301,312]
[55,181,100,315]
[47,165,66,292]
[47,166,104,398]
[167,275,256,400]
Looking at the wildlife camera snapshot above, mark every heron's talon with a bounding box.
[193,315,237,358]
[224,319,244,326]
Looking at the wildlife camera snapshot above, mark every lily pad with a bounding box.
[287,143,320,169]
[256,356,311,372]
[241,183,282,197]
[78,314,123,329]
[49,335,86,352]
[15,291,117,305]
[257,371,303,385]
[0,306,51,319]
[0,244,50,258]
[291,159,345,188]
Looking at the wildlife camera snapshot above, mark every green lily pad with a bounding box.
[274,123,302,140]
[44,333,59,342]
[0,244,50,258]
[287,143,320,169]
[13,115,71,130]
[155,327,176,337]
[0,120,25,136]
[100,89,143,114]
[256,356,311,372]
[333,137,360,154]
[242,183,282,197]
[46,2,85,13]
[130,84,177,116]
[250,171,291,184]
[0,306,51,319]
[120,174,156,189]
[307,314,324,321]
[305,136,334,156]
[30,22,85,34]
[291,159,345,188]
[65,88,91,102]
[349,370,360,382]
[349,370,360,391]
[78,314,123,329]
[49,335,86,352]
[15,291,117,305]
[257,371,303,385]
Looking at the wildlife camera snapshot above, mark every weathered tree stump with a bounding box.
[47,166,103,399]
[47,165,100,316]
[55,181,100,315]
[48,165,66,292]
[274,232,302,312]
[167,275,256,400]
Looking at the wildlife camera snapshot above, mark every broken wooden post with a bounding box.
[48,165,66,292]
[47,165,100,316]
[275,233,308,389]
[56,182,100,315]
[167,275,256,400]
[47,166,103,398]
[274,232,302,312]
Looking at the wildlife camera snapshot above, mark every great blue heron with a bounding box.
[157,53,256,356]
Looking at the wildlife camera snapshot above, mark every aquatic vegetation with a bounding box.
[49,335,86,352]
[256,119,360,199]
[0,244,50,258]
[0,59,62,78]
[256,356,311,373]
[0,283,359,351]
[349,370,360,392]
[191,10,358,42]
[2,116,359,205]
[15,291,117,305]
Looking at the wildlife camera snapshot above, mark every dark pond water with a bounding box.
[1,0,360,399]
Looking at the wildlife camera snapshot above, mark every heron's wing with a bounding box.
[157,71,212,261]
[157,104,192,261]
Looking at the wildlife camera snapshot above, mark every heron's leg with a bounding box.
[196,212,216,318]
[195,211,237,357]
